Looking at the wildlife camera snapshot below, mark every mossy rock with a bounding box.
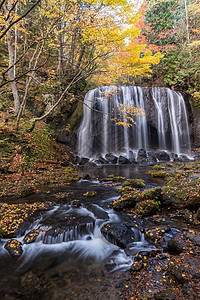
[163,174,200,208]
[154,288,180,300]
[135,199,160,216]
[112,187,162,211]
[83,191,97,197]
[122,178,146,188]
[104,174,125,182]
[147,170,168,178]
[153,164,163,170]
[18,186,34,198]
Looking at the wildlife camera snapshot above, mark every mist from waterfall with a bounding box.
[78,86,191,158]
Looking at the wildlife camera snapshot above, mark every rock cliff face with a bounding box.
[78,86,192,158]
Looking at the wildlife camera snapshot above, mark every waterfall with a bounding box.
[78,86,191,158]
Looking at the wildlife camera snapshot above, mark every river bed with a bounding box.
[0,164,198,300]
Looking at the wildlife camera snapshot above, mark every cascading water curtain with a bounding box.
[78,86,191,158]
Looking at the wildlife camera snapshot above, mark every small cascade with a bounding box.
[38,222,95,244]
[78,86,191,158]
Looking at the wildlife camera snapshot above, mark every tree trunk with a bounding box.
[4,2,20,115]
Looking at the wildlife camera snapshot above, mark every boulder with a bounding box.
[5,239,23,256]
[137,149,147,162]
[118,155,130,164]
[155,151,170,161]
[167,235,185,254]
[101,223,140,249]
[78,157,90,165]
[147,152,157,163]
[23,229,40,244]
[105,153,118,164]
[96,156,108,164]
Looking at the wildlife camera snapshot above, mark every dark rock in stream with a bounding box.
[105,153,118,164]
[101,223,141,249]
[167,236,185,254]
[5,239,23,256]
[155,151,170,161]
[86,204,109,220]
[96,156,108,164]
[40,213,95,244]
[147,152,157,163]
[137,149,147,163]
[118,156,130,165]
[24,229,40,244]
[78,157,90,165]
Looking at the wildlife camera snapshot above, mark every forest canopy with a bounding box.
[0,0,200,129]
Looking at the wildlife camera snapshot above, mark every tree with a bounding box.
[140,0,200,101]
[1,0,163,130]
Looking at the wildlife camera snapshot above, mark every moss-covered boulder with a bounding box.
[135,199,160,217]
[147,170,168,178]
[163,174,200,208]
[83,191,96,197]
[122,178,146,188]
[112,187,162,211]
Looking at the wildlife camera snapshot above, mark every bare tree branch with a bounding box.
[0,0,41,40]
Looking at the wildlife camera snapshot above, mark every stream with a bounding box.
[0,165,180,299]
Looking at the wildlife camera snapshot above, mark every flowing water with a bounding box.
[0,166,157,300]
[78,86,191,158]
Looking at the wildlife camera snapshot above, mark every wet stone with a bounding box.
[23,229,40,244]
[86,204,109,220]
[167,233,189,254]
[118,156,130,165]
[5,239,23,256]
[105,153,118,164]
[101,223,141,249]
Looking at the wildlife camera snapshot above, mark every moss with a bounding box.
[163,174,200,208]
[112,187,162,211]
[147,170,168,178]
[122,178,146,188]
[135,200,160,216]
[153,164,162,170]
[83,191,97,197]
[63,166,80,182]
[69,101,83,129]
[18,186,34,198]
[103,174,125,182]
